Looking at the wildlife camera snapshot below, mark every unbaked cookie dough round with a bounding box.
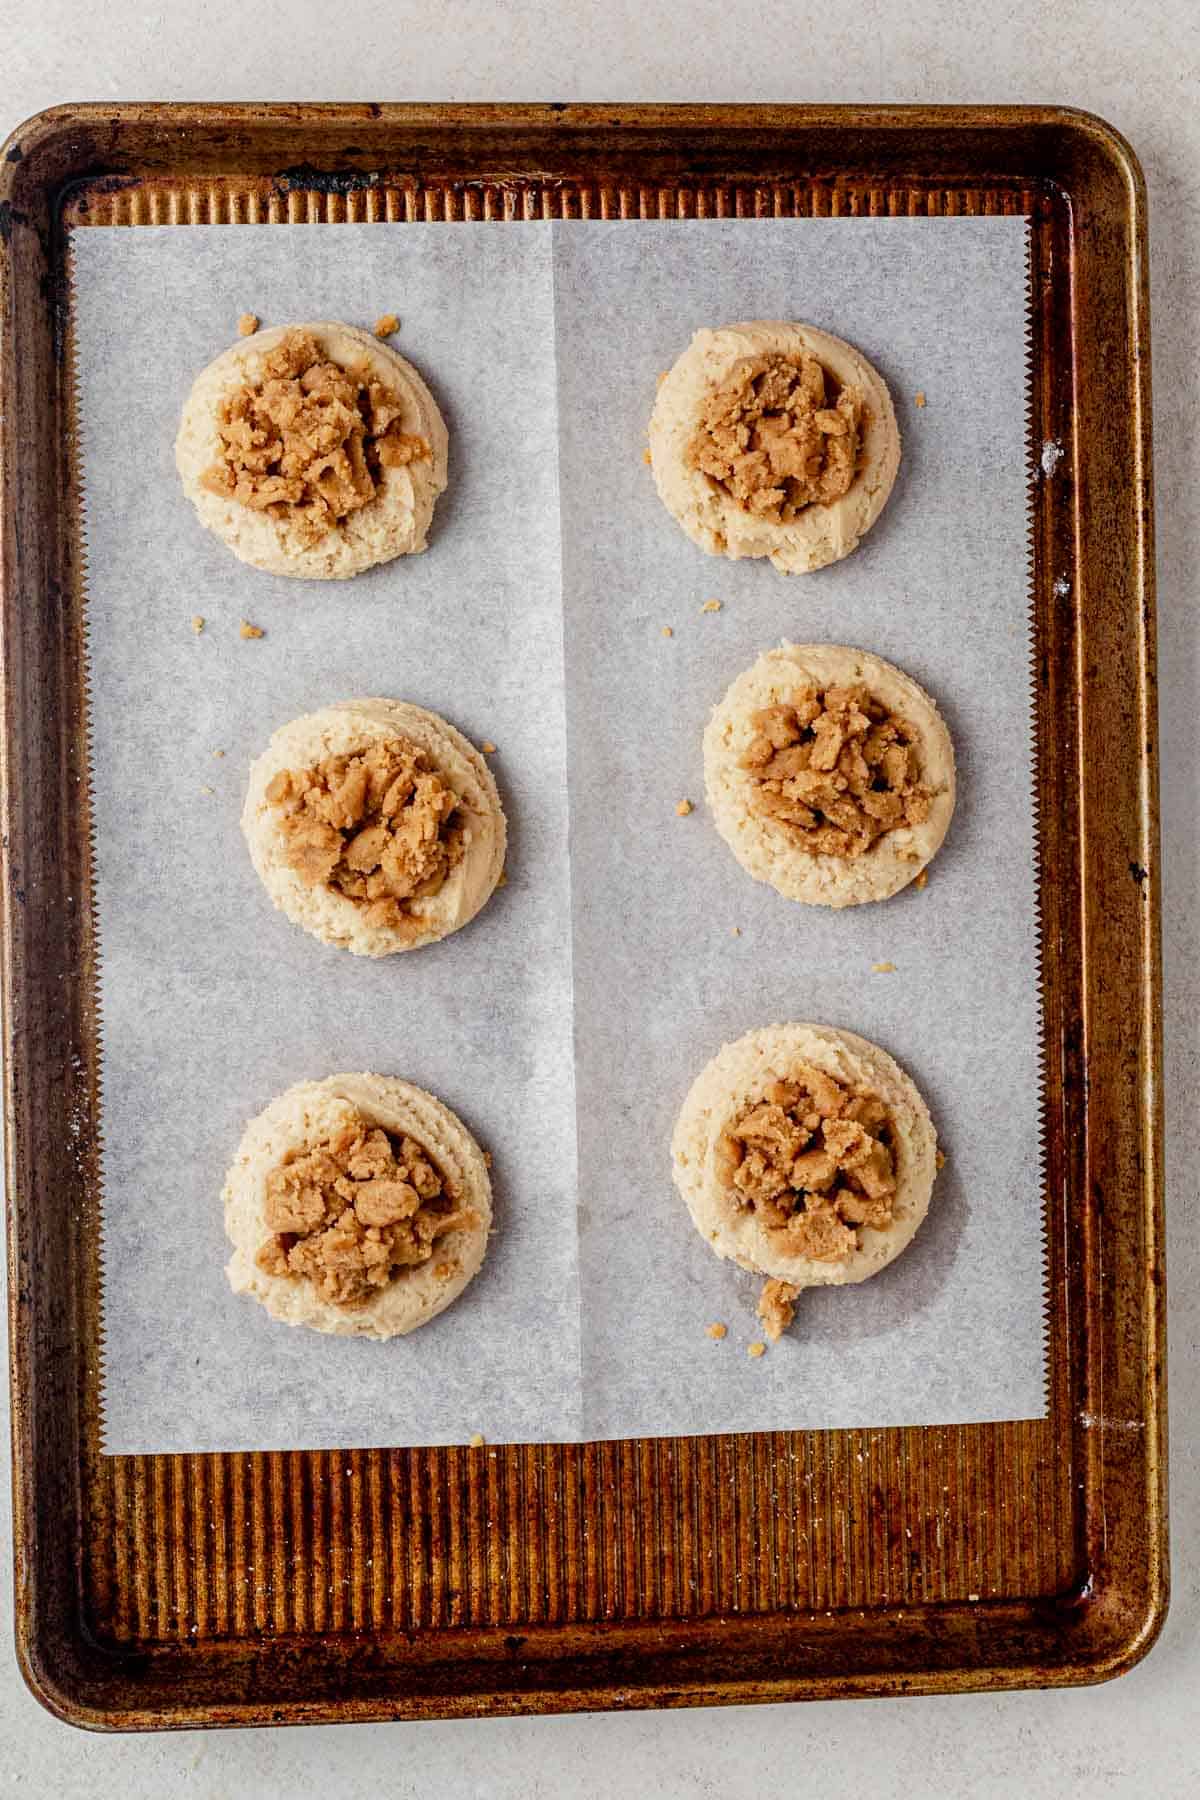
[648,320,900,574]
[242,699,506,958]
[224,1072,492,1339]
[671,1023,939,1333]
[175,321,449,579]
[704,642,954,908]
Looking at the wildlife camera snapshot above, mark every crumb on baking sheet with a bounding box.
[661,626,673,638]
[201,328,431,544]
[239,620,264,639]
[643,447,652,465]
[701,598,722,613]
[213,749,226,759]
[915,390,927,408]
[481,741,497,755]
[200,785,215,796]
[731,925,741,937]
[914,868,928,890]
[676,799,694,817]
[237,313,259,337]
[706,1322,728,1340]
[687,352,862,522]
[374,313,400,338]
[716,1067,897,1261]
[748,1341,766,1359]
[740,683,932,860]
[936,1149,946,1170]
[190,615,205,634]
[469,1432,485,1448]
[758,1278,800,1341]
[872,961,896,973]
[266,737,465,933]
[256,1113,474,1308]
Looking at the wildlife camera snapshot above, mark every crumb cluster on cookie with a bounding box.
[257,1112,475,1309]
[740,680,932,859]
[266,736,465,938]
[686,352,862,522]
[224,1074,492,1339]
[704,644,955,907]
[200,327,432,547]
[671,1024,939,1332]
[716,1066,897,1264]
[649,321,900,574]
[176,321,448,579]
[243,700,506,958]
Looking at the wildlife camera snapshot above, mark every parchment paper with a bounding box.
[73,216,1043,1455]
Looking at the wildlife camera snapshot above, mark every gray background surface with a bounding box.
[2,3,1197,1794]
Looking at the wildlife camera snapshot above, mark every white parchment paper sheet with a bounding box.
[74,225,580,1453]
[555,219,1044,1437]
[74,215,1043,1454]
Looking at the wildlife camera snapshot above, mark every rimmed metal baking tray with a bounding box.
[0,103,1163,1728]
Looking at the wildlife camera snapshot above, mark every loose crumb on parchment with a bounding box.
[915,390,927,408]
[936,1149,947,1171]
[237,313,259,337]
[701,598,722,613]
[239,620,265,640]
[200,785,215,796]
[212,749,225,759]
[676,799,694,817]
[748,1342,766,1359]
[374,313,400,338]
[661,625,673,638]
[872,961,896,973]
[190,615,205,634]
[730,925,741,937]
[481,741,497,755]
[706,1322,728,1341]
[468,1433,485,1449]
[642,447,652,465]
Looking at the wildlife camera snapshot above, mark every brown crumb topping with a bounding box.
[686,353,863,522]
[201,328,432,545]
[716,1067,897,1262]
[758,1278,800,1341]
[266,736,465,934]
[740,681,931,859]
[256,1113,472,1309]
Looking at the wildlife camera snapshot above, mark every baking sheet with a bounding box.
[72,216,1044,1455]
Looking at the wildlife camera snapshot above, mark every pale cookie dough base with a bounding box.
[671,1023,938,1290]
[242,699,506,958]
[704,642,956,908]
[649,320,900,574]
[224,1073,492,1340]
[175,321,449,580]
